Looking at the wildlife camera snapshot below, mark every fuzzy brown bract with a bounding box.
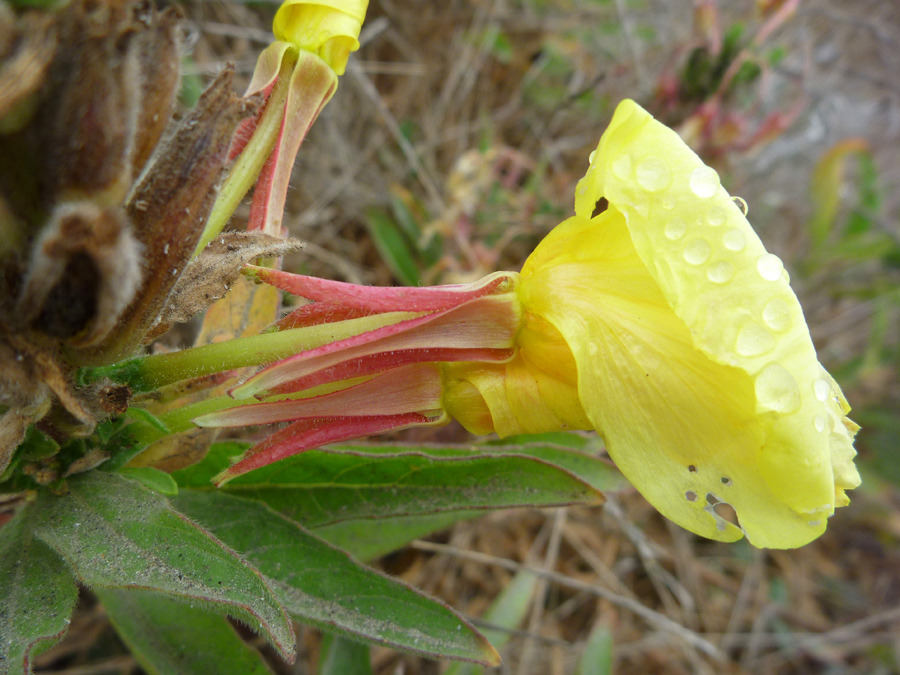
[0,0,260,473]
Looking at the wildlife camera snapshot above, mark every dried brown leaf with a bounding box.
[156,231,305,328]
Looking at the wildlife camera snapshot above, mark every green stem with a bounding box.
[192,49,298,255]
[79,311,418,393]
[129,394,244,446]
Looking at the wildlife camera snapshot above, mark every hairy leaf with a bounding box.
[97,588,274,675]
[319,634,373,675]
[114,466,179,495]
[30,472,294,661]
[314,511,481,562]
[174,442,606,528]
[173,490,499,666]
[0,506,78,673]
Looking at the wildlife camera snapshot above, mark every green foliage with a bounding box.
[576,623,614,675]
[1,431,616,672]
[29,472,296,660]
[445,567,539,675]
[97,589,275,675]
[319,634,373,675]
[173,490,498,664]
[0,509,78,670]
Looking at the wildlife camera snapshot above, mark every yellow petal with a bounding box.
[443,312,590,437]
[273,0,368,75]
[520,99,859,548]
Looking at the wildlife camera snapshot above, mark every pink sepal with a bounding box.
[245,266,511,312]
[232,294,519,399]
[214,412,442,484]
[270,347,513,396]
[273,301,373,331]
[196,363,443,427]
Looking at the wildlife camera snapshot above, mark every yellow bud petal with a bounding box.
[273,0,368,75]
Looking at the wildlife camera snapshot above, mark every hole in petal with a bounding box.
[685,491,698,502]
[721,476,732,485]
[592,197,609,219]
[713,502,740,528]
[706,493,720,506]
[688,464,697,473]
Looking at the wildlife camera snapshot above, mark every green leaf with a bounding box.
[176,443,605,529]
[0,506,78,672]
[319,634,373,675]
[445,568,538,675]
[125,407,171,434]
[363,208,420,286]
[575,623,614,675]
[314,511,482,562]
[30,472,294,661]
[173,490,499,666]
[807,139,869,248]
[116,467,178,495]
[1,426,59,482]
[481,440,625,494]
[97,588,274,675]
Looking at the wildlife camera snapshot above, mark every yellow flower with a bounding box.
[185,99,858,548]
[445,100,860,549]
[273,0,368,76]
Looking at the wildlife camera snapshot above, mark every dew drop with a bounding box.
[689,166,720,198]
[723,227,746,252]
[611,154,633,181]
[664,218,687,240]
[755,363,802,414]
[757,253,784,281]
[814,415,827,433]
[813,378,830,402]
[588,150,597,164]
[733,196,749,215]
[762,297,791,333]
[636,157,672,192]
[735,321,776,357]
[706,206,727,227]
[662,194,677,210]
[707,260,735,284]
[684,238,711,265]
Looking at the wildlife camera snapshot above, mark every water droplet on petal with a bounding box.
[762,298,792,333]
[706,206,727,227]
[723,227,746,252]
[707,260,734,284]
[735,321,776,357]
[814,378,830,402]
[756,253,784,281]
[733,196,749,215]
[755,363,802,414]
[589,150,597,164]
[814,415,827,433]
[636,157,672,192]
[664,218,687,240]
[611,154,633,181]
[689,166,720,198]
[684,238,711,265]
[662,195,677,210]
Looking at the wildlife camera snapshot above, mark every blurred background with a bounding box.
[38,0,900,673]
